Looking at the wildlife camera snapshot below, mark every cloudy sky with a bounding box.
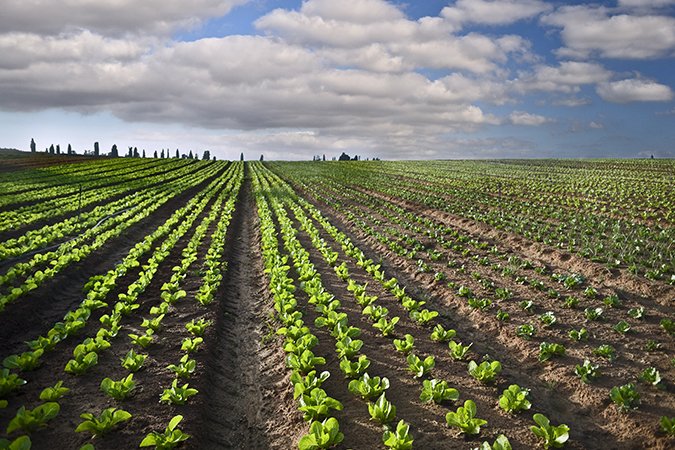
[1,0,674,160]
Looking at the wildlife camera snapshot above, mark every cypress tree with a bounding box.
[94,142,100,156]
[30,138,36,153]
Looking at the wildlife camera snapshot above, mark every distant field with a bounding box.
[0,156,672,449]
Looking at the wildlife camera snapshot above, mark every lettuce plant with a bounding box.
[39,381,69,402]
[516,324,536,340]
[339,355,369,379]
[574,360,600,384]
[299,388,343,422]
[373,317,399,337]
[393,335,414,354]
[335,337,363,360]
[75,407,131,437]
[0,369,26,397]
[287,349,326,375]
[430,324,456,342]
[419,379,459,404]
[167,355,197,378]
[100,374,136,400]
[383,420,414,450]
[368,393,396,425]
[3,350,43,372]
[64,351,98,375]
[140,415,190,449]
[610,383,640,412]
[348,373,389,401]
[160,379,198,405]
[530,413,569,449]
[129,331,155,349]
[291,370,330,400]
[448,341,472,361]
[660,416,675,436]
[468,360,502,384]
[121,349,147,372]
[593,344,616,360]
[445,400,487,435]
[539,312,557,327]
[181,337,203,354]
[410,309,438,325]
[185,318,212,337]
[6,402,60,434]
[499,385,531,413]
[0,435,31,450]
[640,367,662,387]
[568,328,588,342]
[613,321,631,335]
[407,354,435,378]
[539,342,565,362]
[298,417,344,450]
[472,435,512,450]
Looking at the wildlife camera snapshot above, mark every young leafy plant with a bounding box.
[613,321,631,335]
[298,417,344,450]
[660,416,675,436]
[445,399,487,435]
[140,415,190,449]
[383,420,414,450]
[167,354,197,378]
[348,373,390,401]
[368,393,396,425]
[39,381,69,402]
[419,379,459,404]
[574,360,600,384]
[530,413,569,449]
[430,324,456,342]
[64,351,98,375]
[539,342,565,362]
[339,355,370,379]
[373,316,399,337]
[335,336,363,360]
[568,328,588,342]
[410,309,438,325]
[0,435,32,450]
[287,350,326,375]
[448,340,472,361]
[610,383,640,412]
[516,324,536,340]
[499,384,531,414]
[185,318,212,337]
[593,344,616,361]
[472,434,512,450]
[6,402,60,434]
[121,349,147,372]
[299,388,343,422]
[100,374,136,401]
[160,379,198,405]
[640,367,662,387]
[407,354,435,378]
[468,360,502,384]
[75,407,131,437]
[129,331,155,349]
[0,369,26,397]
[180,337,203,353]
[291,370,330,400]
[393,334,414,354]
[3,350,43,372]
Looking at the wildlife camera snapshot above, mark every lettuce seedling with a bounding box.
[129,331,155,349]
[335,337,363,360]
[348,373,390,401]
[160,379,198,405]
[393,335,414,354]
[368,393,396,425]
[291,370,330,400]
[468,360,502,383]
[420,379,459,404]
[3,350,43,372]
[472,434,512,450]
[660,416,675,436]
[516,324,536,340]
[339,355,370,379]
[499,385,531,414]
[568,328,588,342]
[593,344,616,361]
[140,415,190,449]
[538,342,565,362]
[610,383,640,412]
[574,360,600,383]
[640,367,662,387]
[373,317,399,337]
[496,310,510,322]
[445,400,487,435]
[64,351,98,375]
[584,307,603,321]
[660,318,674,336]
[39,381,69,402]
[627,307,644,320]
[363,304,388,322]
[613,321,631,335]
[530,413,569,449]
[121,349,147,372]
[185,318,212,337]
[407,354,435,378]
[100,374,136,400]
[298,388,343,422]
[167,355,196,378]
[75,407,131,437]
[539,312,557,327]
[141,314,165,332]
[0,369,26,397]
[287,349,326,375]
[298,417,344,450]
[430,324,456,342]
[181,337,203,354]
[6,402,60,434]
[410,309,438,325]
[448,341,472,361]
[383,420,413,450]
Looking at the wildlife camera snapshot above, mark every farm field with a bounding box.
[0,155,673,450]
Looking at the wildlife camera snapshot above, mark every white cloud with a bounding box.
[618,0,675,9]
[553,97,591,107]
[543,5,675,59]
[509,111,554,126]
[589,121,604,129]
[441,0,551,27]
[0,0,248,37]
[517,61,612,94]
[596,79,674,103]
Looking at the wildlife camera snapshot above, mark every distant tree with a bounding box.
[338,152,350,161]
[56,145,61,155]
[240,152,244,161]
[142,149,146,158]
[160,149,165,158]
[202,150,210,160]
[322,154,325,161]
[30,138,36,153]
[111,144,119,157]
[49,144,55,155]
[94,142,100,157]
[175,149,179,158]
[212,156,216,161]
[260,154,264,161]
[133,147,139,158]
[153,150,158,158]
[351,155,358,161]
[188,150,193,159]
[67,144,72,155]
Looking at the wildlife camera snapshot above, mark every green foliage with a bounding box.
[120,349,147,372]
[445,400,487,435]
[393,334,414,354]
[0,369,26,397]
[613,320,631,335]
[185,318,212,337]
[539,311,557,327]
[448,340,472,361]
[584,307,603,321]
[140,415,190,449]
[368,393,396,425]
[100,374,136,401]
[339,355,369,379]
[287,350,326,375]
[348,373,389,401]
[407,354,435,378]
[660,416,675,436]
[627,307,644,320]
[383,420,414,450]
[419,379,459,404]
[298,417,344,450]
[640,367,662,387]
[64,351,98,375]
[3,350,43,372]
[167,354,196,378]
[430,324,456,342]
[373,316,399,336]
[574,360,600,383]
[593,344,616,360]
[75,407,131,437]
[530,413,569,449]
[499,384,531,413]
[659,318,674,336]
[299,389,343,422]
[6,402,60,434]
[160,379,198,405]
[568,328,588,342]
[610,383,640,412]
[472,435,512,450]
[291,370,330,400]
[539,342,565,362]
[180,337,203,353]
[39,381,69,402]
[129,331,155,348]
[410,309,438,325]
[335,336,363,360]
[516,324,536,340]
[468,360,502,383]
[0,435,32,450]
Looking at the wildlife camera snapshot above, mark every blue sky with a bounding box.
[0,0,673,160]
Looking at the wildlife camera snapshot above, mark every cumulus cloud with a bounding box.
[596,79,674,103]
[441,0,551,27]
[618,0,675,9]
[509,111,554,126]
[543,5,675,59]
[516,61,612,94]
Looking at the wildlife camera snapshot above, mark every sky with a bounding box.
[0,0,674,161]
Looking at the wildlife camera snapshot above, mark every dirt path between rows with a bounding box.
[193,165,303,449]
